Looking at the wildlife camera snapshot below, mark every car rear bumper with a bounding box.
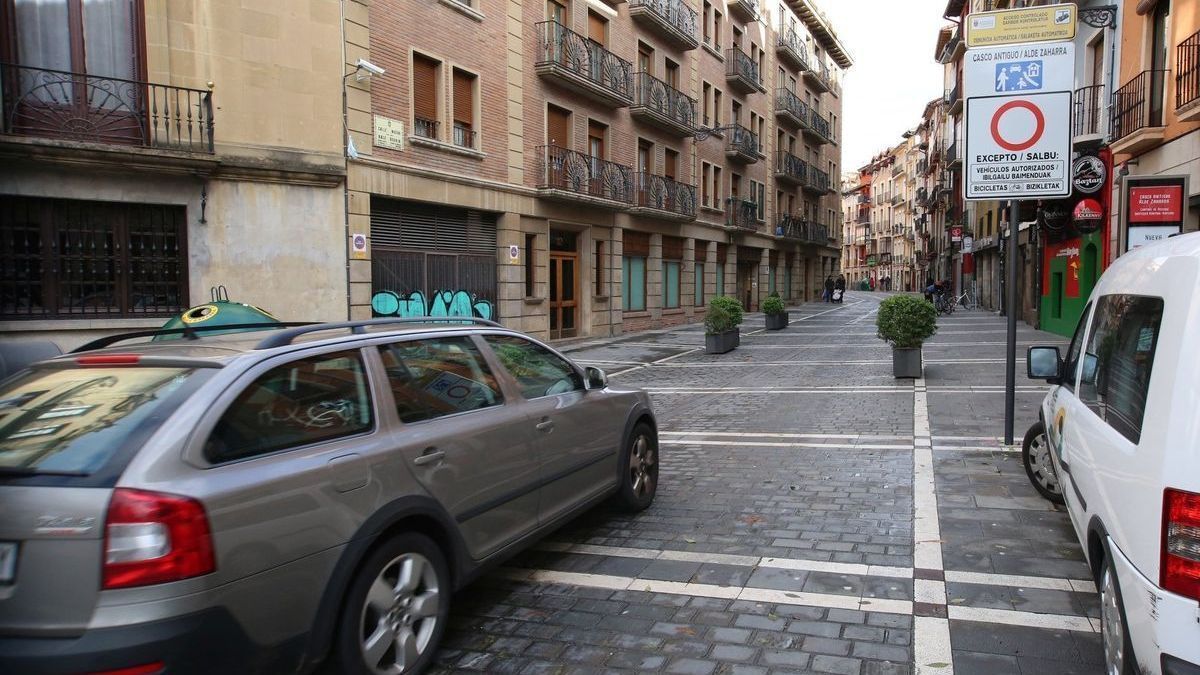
[0,607,302,675]
[1109,537,1200,675]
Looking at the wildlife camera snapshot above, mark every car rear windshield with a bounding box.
[0,366,208,482]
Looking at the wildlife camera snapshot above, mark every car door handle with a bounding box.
[413,448,445,466]
[535,418,554,433]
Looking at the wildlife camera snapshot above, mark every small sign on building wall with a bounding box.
[373,115,405,151]
[509,245,520,262]
[351,233,369,260]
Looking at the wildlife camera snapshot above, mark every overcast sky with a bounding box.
[820,0,950,173]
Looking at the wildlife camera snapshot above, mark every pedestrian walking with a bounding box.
[869,276,876,291]
[924,276,936,303]
[823,276,835,302]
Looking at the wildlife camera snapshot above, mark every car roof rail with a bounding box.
[71,322,315,354]
[253,317,504,350]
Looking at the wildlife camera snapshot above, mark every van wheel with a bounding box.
[333,533,450,675]
[1100,554,1137,675]
[1022,422,1064,505]
[614,422,658,512]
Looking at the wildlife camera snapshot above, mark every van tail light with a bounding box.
[1162,488,1200,600]
[102,489,215,590]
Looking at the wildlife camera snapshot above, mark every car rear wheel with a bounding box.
[1022,422,1064,505]
[333,533,450,675]
[1100,554,1137,675]
[614,422,658,512]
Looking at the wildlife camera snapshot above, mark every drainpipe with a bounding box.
[339,0,353,320]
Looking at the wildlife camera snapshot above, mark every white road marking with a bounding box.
[649,359,1025,367]
[947,606,1098,633]
[661,431,914,441]
[660,439,913,450]
[933,445,1021,453]
[912,377,955,674]
[915,617,954,675]
[608,347,700,377]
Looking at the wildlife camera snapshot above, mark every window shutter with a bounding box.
[547,105,571,147]
[453,69,474,125]
[662,236,684,260]
[588,11,606,43]
[624,231,650,257]
[412,54,438,121]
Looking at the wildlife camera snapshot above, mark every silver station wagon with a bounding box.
[0,318,659,675]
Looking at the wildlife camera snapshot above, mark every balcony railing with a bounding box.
[946,80,961,112]
[453,123,476,149]
[775,27,809,70]
[536,21,633,106]
[1073,84,1104,138]
[725,123,760,162]
[631,71,696,135]
[808,110,832,144]
[725,46,764,94]
[727,198,759,230]
[538,145,633,205]
[777,214,829,244]
[1111,70,1167,141]
[414,117,439,139]
[944,141,959,165]
[855,212,870,224]
[1177,30,1200,111]
[801,163,830,194]
[803,61,833,94]
[774,87,812,130]
[774,151,805,184]
[635,172,697,219]
[629,0,698,50]
[0,63,214,153]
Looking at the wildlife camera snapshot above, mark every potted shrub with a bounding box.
[762,293,788,330]
[876,294,937,378]
[705,296,743,354]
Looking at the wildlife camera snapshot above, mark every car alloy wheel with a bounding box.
[1022,422,1064,504]
[1100,563,1129,675]
[359,552,441,674]
[629,431,657,500]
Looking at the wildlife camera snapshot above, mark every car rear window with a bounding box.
[0,366,205,481]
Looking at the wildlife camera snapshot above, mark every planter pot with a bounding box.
[892,347,923,378]
[705,329,740,354]
[765,313,788,330]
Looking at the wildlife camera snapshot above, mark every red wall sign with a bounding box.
[1129,185,1183,223]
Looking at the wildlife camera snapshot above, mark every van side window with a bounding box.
[378,337,503,423]
[1077,295,1164,444]
[206,350,373,463]
[1061,302,1091,392]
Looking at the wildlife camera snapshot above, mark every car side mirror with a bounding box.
[584,366,608,390]
[1027,346,1062,383]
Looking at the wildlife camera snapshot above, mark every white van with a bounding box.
[1026,231,1200,675]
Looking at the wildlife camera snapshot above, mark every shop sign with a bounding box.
[1072,154,1106,194]
[1073,197,1103,233]
[1123,175,1187,252]
[962,236,974,253]
[867,255,878,267]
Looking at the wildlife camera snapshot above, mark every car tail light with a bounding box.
[89,663,165,675]
[76,354,141,365]
[102,489,215,590]
[1162,488,1200,600]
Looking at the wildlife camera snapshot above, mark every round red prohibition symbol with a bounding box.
[990,99,1045,152]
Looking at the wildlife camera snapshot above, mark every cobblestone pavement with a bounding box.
[429,292,1102,675]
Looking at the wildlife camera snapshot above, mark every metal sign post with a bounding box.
[1003,201,1017,445]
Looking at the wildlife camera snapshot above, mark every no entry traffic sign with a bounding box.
[965,91,1071,199]
[964,41,1073,201]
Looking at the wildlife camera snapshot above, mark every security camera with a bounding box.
[355,59,385,77]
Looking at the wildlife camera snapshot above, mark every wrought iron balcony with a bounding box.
[414,117,439,139]
[453,123,477,149]
[802,61,833,94]
[946,80,962,114]
[538,145,633,207]
[727,0,758,23]
[535,21,633,107]
[726,198,760,231]
[629,0,698,50]
[775,27,809,71]
[774,88,813,131]
[777,214,829,245]
[631,72,696,136]
[634,172,697,220]
[855,212,870,225]
[1111,70,1167,152]
[0,63,214,153]
[944,141,960,167]
[800,163,830,195]
[1073,84,1104,140]
[1176,29,1200,121]
[774,151,805,185]
[806,110,833,144]
[724,124,760,163]
[725,47,765,95]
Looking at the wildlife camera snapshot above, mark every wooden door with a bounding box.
[549,253,579,339]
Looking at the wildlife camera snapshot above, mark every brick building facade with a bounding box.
[343,0,851,340]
